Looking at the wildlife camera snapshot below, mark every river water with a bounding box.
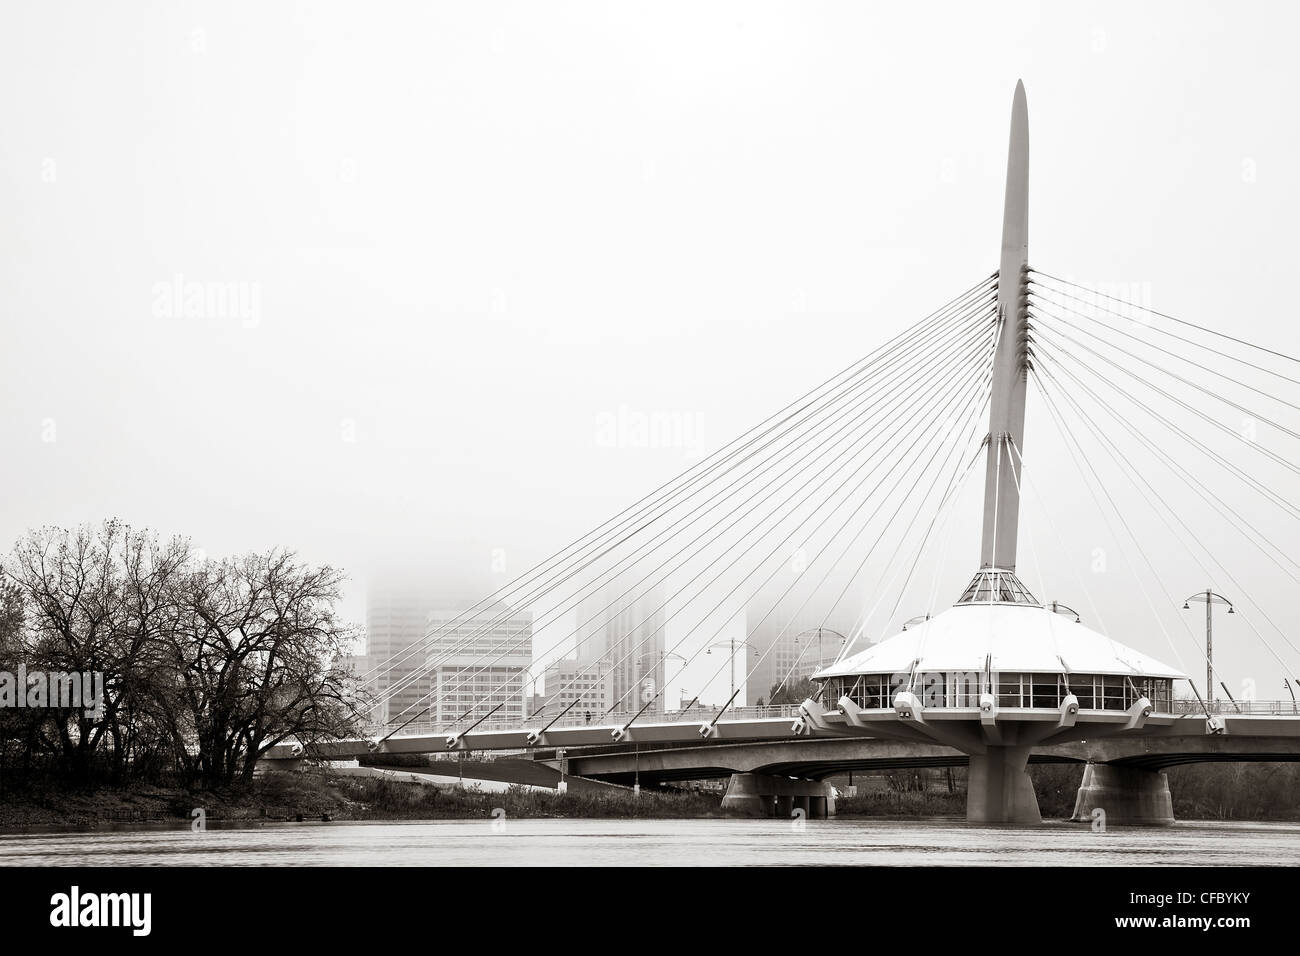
[2,818,1298,866]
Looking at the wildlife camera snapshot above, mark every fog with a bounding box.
[3,1,1299,702]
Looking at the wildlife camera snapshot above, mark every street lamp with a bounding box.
[705,638,752,702]
[1048,601,1081,624]
[522,662,543,717]
[1183,590,1233,703]
[793,627,846,670]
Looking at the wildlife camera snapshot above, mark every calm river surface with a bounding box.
[2,818,1298,865]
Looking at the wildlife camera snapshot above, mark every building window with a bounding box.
[997,673,1024,707]
[1031,675,1058,708]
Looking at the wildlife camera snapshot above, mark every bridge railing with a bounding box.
[1169,699,1299,716]
[375,703,804,739]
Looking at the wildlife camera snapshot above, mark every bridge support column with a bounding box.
[1070,763,1174,826]
[721,773,835,818]
[966,745,1040,825]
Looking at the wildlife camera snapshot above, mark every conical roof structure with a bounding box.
[817,572,1183,683]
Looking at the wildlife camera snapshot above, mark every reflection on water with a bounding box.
[3,818,1299,866]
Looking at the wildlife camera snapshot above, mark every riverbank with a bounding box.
[0,772,1082,829]
[0,770,723,830]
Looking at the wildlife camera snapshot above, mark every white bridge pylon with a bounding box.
[802,80,1190,825]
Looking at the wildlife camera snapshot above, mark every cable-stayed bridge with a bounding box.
[267,82,1300,826]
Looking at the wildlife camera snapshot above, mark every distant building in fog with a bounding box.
[364,584,445,726]
[746,593,854,704]
[424,602,533,725]
[576,581,666,716]
[362,577,501,727]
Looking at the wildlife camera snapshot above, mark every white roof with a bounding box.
[815,602,1184,680]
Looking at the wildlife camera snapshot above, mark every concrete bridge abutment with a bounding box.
[1070,762,1175,826]
[721,773,835,819]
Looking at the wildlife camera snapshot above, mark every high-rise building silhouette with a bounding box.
[364,583,443,725]
[576,581,666,715]
[363,576,492,726]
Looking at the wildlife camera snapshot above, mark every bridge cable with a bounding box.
[675,335,998,729]
[1003,434,1110,636]
[372,282,997,711]
[771,429,988,702]
[733,363,993,711]
[388,304,998,737]
[837,299,1008,665]
[835,400,992,672]
[1029,269,1300,370]
[360,274,996,692]
[590,333,996,733]
[510,345,995,737]
[372,301,998,726]
[1001,433,1102,693]
[1027,330,1300,584]
[410,305,996,729]
[1028,317,1300,524]
[1034,360,1300,685]
[1027,364,1214,711]
[1030,286,1300,414]
[757,321,1001,699]
[1030,336,1300,674]
[553,327,996,731]
[1027,275,1300,390]
[1031,308,1300,449]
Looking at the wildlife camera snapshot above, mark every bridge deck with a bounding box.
[264,704,1300,763]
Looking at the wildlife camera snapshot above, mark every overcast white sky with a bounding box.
[3,2,1299,703]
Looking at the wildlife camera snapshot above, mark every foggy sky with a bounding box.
[3,1,1299,702]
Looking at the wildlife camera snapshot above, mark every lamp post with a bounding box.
[1048,601,1081,623]
[793,627,847,670]
[705,639,750,702]
[522,662,542,717]
[1183,590,1234,703]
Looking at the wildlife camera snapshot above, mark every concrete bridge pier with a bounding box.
[1070,763,1174,826]
[966,745,1041,825]
[721,773,835,819]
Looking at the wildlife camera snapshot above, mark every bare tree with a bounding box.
[2,520,191,782]
[2,521,364,788]
[170,549,362,786]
